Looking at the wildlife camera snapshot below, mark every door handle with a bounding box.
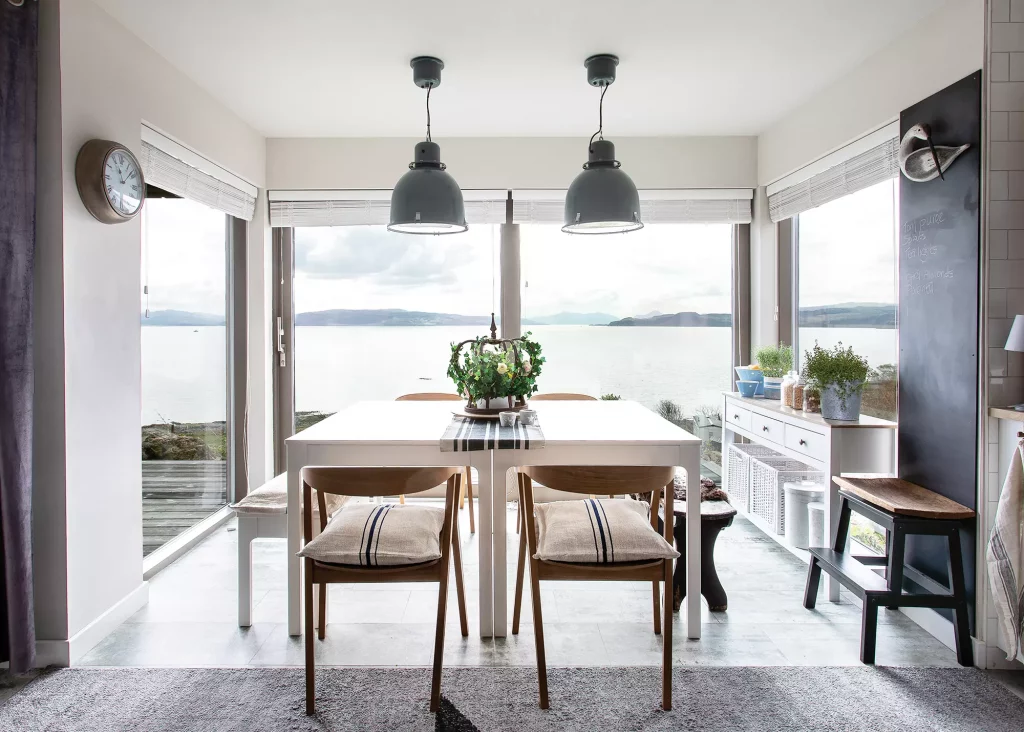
[276,316,286,367]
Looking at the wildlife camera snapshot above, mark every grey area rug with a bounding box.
[1,666,1023,731]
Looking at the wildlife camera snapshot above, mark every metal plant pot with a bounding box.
[820,381,863,421]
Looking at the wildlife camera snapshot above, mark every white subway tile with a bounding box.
[1010,350,1024,377]
[991,263,1011,288]
[995,0,1011,23]
[1012,0,1024,22]
[991,200,1024,229]
[995,52,1011,82]
[991,286,1008,318]
[993,23,1024,52]
[993,111,1009,142]
[1009,172,1024,200]
[992,229,1009,259]
[1012,53,1024,81]
[992,82,1024,112]
[993,170,1010,201]
[991,346,1009,377]
[1008,230,1024,259]
[991,140,1024,169]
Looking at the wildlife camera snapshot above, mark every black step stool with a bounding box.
[803,476,974,666]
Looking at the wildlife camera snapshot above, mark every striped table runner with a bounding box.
[440,416,545,452]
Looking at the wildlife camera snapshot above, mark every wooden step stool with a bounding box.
[803,476,975,666]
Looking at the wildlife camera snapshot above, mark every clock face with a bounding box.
[102,149,144,217]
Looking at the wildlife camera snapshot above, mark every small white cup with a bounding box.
[499,411,518,427]
[518,409,538,426]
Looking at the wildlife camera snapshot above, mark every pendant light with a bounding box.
[563,54,643,234]
[388,56,467,235]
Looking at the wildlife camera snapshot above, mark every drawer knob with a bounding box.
[733,414,739,419]
[799,439,807,446]
[762,426,769,432]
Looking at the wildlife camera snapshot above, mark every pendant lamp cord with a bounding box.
[588,83,608,153]
[425,84,433,142]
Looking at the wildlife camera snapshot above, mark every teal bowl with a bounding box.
[736,380,759,398]
[734,367,764,395]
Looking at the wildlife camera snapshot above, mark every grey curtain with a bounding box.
[0,0,38,672]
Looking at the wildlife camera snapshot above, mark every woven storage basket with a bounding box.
[749,456,823,534]
[726,443,781,512]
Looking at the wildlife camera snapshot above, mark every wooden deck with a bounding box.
[143,460,227,556]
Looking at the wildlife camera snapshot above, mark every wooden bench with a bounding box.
[803,476,975,666]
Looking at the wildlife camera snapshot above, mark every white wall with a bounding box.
[34,0,267,657]
[757,0,985,186]
[267,136,758,190]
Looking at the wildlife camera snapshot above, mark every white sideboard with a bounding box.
[722,392,897,601]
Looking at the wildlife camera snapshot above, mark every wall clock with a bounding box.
[74,139,146,224]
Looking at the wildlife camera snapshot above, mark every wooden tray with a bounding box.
[451,408,501,420]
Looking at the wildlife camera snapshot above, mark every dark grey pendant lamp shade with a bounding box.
[563,54,643,234]
[389,56,468,235]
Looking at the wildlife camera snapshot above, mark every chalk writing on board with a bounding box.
[907,268,954,297]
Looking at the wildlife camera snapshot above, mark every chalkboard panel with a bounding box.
[898,72,981,625]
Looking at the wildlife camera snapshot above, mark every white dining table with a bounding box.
[285,399,704,639]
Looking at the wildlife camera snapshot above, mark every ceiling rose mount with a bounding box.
[563,54,643,235]
[388,56,467,235]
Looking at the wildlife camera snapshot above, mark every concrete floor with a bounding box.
[79,506,960,668]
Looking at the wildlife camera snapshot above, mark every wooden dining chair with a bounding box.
[395,393,475,533]
[300,466,468,715]
[517,465,676,710]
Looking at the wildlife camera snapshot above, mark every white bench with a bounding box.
[231,473,347,627]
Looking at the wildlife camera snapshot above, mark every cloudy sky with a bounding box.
[142,181,898,319]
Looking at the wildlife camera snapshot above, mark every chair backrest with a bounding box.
[301,466,461,537]
[530,393,597,401]
[395,393,462,401]
[522,465,674,496]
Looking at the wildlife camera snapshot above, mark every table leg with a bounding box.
[473,451,494,638]
[681,444,702,639]
[491,454,514,638]
[287,442,306,637]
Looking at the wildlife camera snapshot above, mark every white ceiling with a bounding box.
[95,0,949,138]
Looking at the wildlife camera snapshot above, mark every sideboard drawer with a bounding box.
[785,424,825,460]
[725,404,752,432]
[751,413,784,444]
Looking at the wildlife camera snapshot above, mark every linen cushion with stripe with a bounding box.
[532,498,679,564]
[231,472,347,517]
[298,503,446,567]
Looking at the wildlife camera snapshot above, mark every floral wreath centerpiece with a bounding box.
[447,315,545,416]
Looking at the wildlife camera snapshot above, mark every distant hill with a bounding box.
[799,303,895,328]
[608,312,732,327]
[296,309,493,326]
[142,310,225,326]
[527,312,619,326]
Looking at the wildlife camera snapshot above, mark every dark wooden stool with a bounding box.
[661,501,737,612]
[803,476,975,666]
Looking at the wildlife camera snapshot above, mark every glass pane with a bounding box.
[141,192,228,557]
[293,225,498,427]
[797,179,898,421]
[520,223,734,479]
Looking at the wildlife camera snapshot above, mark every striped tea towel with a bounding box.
[987,437,1024,660]
[440,416,545,452]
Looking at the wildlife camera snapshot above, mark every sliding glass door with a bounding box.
[141,187,229,557]
[289,224,499,432]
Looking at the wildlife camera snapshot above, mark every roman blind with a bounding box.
[766,121,900,223]
[140,125,258,221]
[511,189,753,225]
[269,190,508,227]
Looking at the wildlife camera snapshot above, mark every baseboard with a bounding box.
[34,582,149,668]
[143,504,233,580]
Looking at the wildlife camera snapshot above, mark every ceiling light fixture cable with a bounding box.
[425,83,433,142]
[588,83,609,153]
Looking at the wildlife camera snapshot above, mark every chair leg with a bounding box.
[452,517,469,637]
[399,494,405,505]
[528,556,549,709]
[945,528,974,666]
[465,467,475,535]
[304,560,315,716]
[317,583,327,640]
[237,515,256,628]
[652,581,662,635]
[513,513,528,635]
[662,558,673,711]
[516,499,521,534]
[430,518,454,713]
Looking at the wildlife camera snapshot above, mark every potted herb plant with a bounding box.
[754,343,793,400]
[801,341,869,421]
[447,330,545,414]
